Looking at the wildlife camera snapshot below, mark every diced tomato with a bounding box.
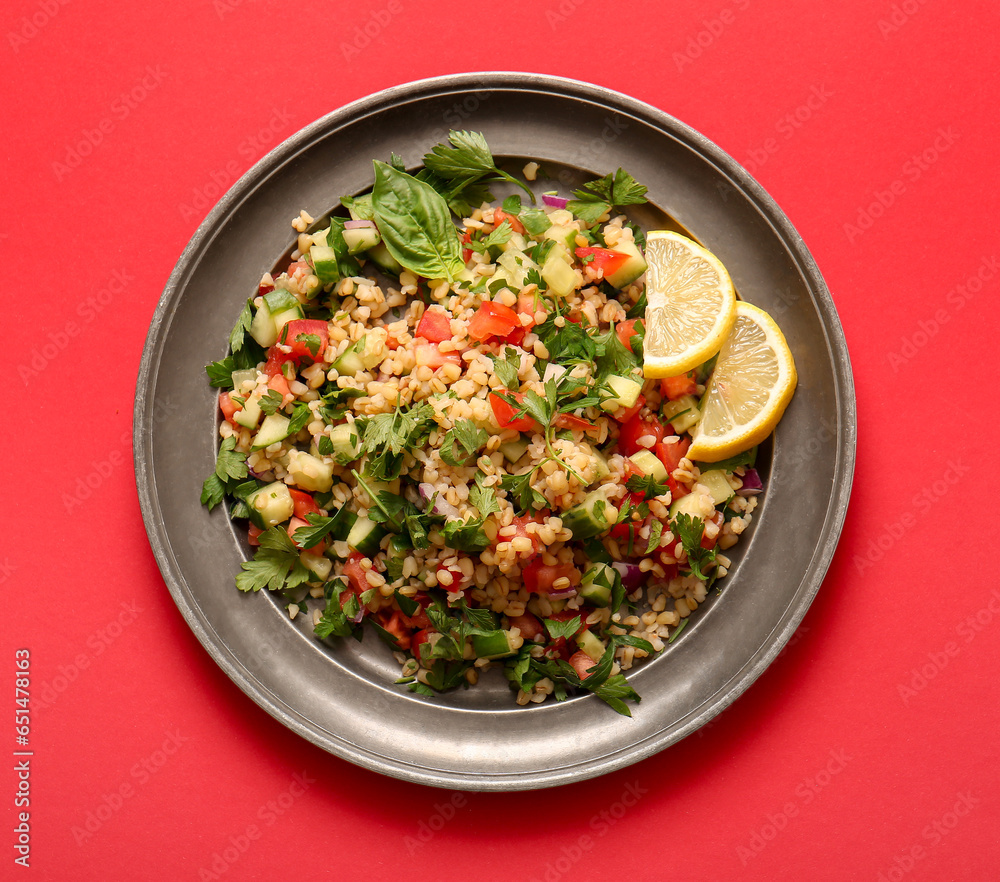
[492,208,526,235]
[288,488,321,520]
[414,342,462,369]
[701,510,725,550]
[436,563,467,592]
[517,291,540,321]
[247,523,263,546]
[286,259,310,276]
[615,318,643,353]
[490,391,541,433]
[553,412,595,434]
[614,394,646,425]
[411,628,434,663]
[261,345,292,377]
[507,612,544,642]
[258,281,275,296]
[461,230,474,264]
[502,515,544,560]
[375,609,411,651]
[416,308,453,343]
[653,438,691,499]
[575,246,629,278]
[266,372,293,408]
[278,318,329,364]
[660,372,698,400]
[219,391,240,426]
[502,325,527,346]
[617,413,666,456]
[467,301,521,342]
[569,650,598,680]
[287,516,326,554]
[400,603,432,632]
[521,559,579,594]
[341,552,370,597]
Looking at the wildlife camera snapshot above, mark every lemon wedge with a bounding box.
[642,231,737,378]
[687,301,797,462]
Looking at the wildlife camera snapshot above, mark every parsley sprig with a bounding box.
[671,513,718,581]
[567,168,648,226]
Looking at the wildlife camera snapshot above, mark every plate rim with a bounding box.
[134,71,856,790]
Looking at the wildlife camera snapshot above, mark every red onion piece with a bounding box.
[344,219,376,230]
[418,482,461,518]
[542,194,569,209]
[545,586,578,600]
[737,468,764,496]
[612,561,645,591]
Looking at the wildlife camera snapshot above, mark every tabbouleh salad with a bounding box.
[201,131,764,716]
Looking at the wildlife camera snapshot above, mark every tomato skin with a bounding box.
[503,515,544,560]
[507,612,544,642]
[375,609,411,651]
[490,391,541,433]
[411,628,434,663]
[552,412,594,434]
[616,318,643,353]
[219,391,240,426]
[617,413,666,457]
[660,372,698,400]
[415,308,452,343]
[266,372,293,407]
[701,510,725,550]
[493,208,526,235]
[414,341,462,369]
[287,516,327,554]
[569,650,598,680]
[521,559,579,594]
[288,488,321,520]
[614,394,646,425]
[342,552,370,597]
[467,301,521,342]
[278,318,329,363]
[247,523,263,546]
[575,246,629,277]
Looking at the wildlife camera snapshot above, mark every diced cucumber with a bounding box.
[367,241,402,275]
[233,387,264,430]
[328,423,362,464]
[603,237,647,289]
[579,563,617,608]
[471,629,518,660]
[251,413,291,450]
[496,249,539,290]
[499,435,530,464]
[600,375,643,412]
[576,629,606,664]
[329,506,357,542]
[332,340,365,376]
[343,225,381,255]
[230,369,257,391]
[359,332,387,370]
[541,249,578,298]
[500,231,529,253]
[299,550,332,582]
[562,490,617,540]
[309,244,340,285]
[589,449,611,485]
[669,490,713,521]
[629,449,668,483]
[286,450,334,493]
[271,304,305,340]
[346,515,387,556]
[263,288,300,313]
[249,300,278,347]
[246,482,294,529]
[699,469,734,505]
[662,393,701,433]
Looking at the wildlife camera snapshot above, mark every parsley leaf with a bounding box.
[200,473,226,510]
[295,333,322,358]
[500,470,548,515]
[358,401,436,480]
[229,299,254,354]
[422,130,534,208]
[287,403,313,437]
[291,510,348,550]
[543,616,582,641]
[440,419,487,467]
[645,519,664,555]
[205,356,236,389]
[625,473,670,501]
[469,472,500,519]
[567,168,648,226]
[235,527,311,593]
[215,437,248,483]
[671,512,717,581]
[519,209,552,237]
[258,388,284,416]
[441,518,490,554]
[491,347,521,390]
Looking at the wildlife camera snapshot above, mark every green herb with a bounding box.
[645,519,664,555]
[258,388,284,416]
[524,267,545,290]
[501,195,522,214]
[469,472,500,519]
[566,168,648,226]
[318,385,364,422]
[667,617,688,643]
[693,447,758,473]
[519,209,552,237]
[440,419,487,467]
[500,470,548,515]
[235,527,312,593]
[543,616,582,641]
[491,346,521,390]
[625,473,670,501]
[625,290,647,321]
[358,401,436,480]
[466,220,514,259]
[314,581,360,639]
[205,356,236,389]
[287,403,312,436]
[422,130,535,210]
[370,161,465,282]
[441,518,490,554]
[317,436,334,456]
[340,193,375,221]
[671,512,717,581]
[295,333,322,357]
[292,509,350,550]
[229,299,254,354]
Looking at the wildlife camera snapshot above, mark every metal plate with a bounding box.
[134,73,855,790]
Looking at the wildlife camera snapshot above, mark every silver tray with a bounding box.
[134,73,855,790]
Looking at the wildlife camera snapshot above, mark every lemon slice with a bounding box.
[642,231,737,378]
[687,301,797,462]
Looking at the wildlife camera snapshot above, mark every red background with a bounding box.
[5,0,999,879]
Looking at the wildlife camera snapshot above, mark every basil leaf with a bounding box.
[371,161,465,282]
